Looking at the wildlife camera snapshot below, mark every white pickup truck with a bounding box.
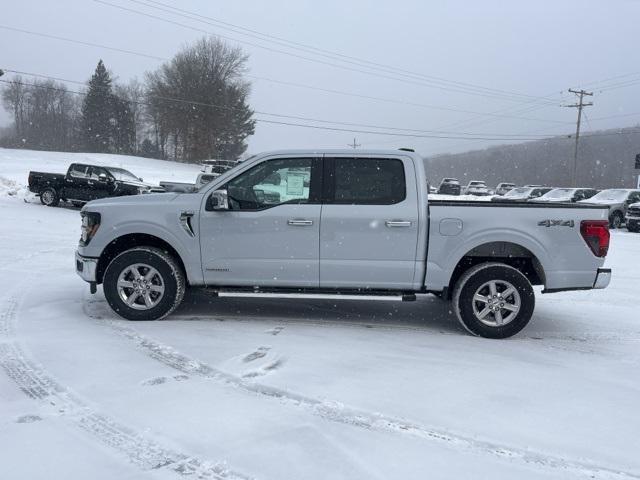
[75,149,611,338]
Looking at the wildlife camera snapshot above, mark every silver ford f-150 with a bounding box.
[75,149,611,338]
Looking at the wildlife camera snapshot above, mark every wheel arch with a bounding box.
[445,241,546,299]
[96,233,187,285]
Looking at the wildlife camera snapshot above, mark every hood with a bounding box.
[578,198,619,206]
[531,197,572,202]
[117,179,157,189]
[83,192,180,209]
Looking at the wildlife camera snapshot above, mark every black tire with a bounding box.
[40,187,60,207]
[103,247,186,321]
[610,211,623,229]
[452,263,535,339]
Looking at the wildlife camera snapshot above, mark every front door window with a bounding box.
[226,158,313,210]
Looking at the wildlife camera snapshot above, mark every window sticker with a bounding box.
[286,172,305,196]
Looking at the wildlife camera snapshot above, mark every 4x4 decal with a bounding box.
[538,219,575,227]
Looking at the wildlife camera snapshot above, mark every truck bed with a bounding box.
[425,199,609,293]
[28,171,65,193]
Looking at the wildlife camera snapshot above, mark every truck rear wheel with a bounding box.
[452,263,535,339]
[40,188,60,207]
[103,247,185,321]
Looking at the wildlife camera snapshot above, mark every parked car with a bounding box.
[437,178,461,195]
[494,183,516,196]
[491,186,552,202]
[195,173,218,190]
[531,188,598,203]
[201,159,238,176]
[578,189,640,229]
[159,181,196,193]
[28,163,164,207]
[75,149,611,339]
[626,202,640,232]
[463,180,491,196]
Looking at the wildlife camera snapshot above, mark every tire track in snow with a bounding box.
[99,315,640,480]
[0,291,253,480]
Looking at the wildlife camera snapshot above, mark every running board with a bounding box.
[216,291,416,302]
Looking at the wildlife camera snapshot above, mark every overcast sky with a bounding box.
[2,0,640,157]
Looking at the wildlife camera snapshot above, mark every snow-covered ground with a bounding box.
[0,147,202,191]
[1,148,639,480]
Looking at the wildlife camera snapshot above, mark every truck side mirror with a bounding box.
[206,189,229,211]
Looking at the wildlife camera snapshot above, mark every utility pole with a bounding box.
[347,137,361,149]
[565,89,593,187]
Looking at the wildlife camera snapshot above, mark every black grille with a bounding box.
[628,207,640,216]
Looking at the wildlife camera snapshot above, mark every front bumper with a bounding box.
[593,268,611,289]
[76,251,98,283]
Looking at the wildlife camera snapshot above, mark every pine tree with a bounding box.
[81,60,113,153]
[111,94,135,154]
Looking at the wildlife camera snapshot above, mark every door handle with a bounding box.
[288,219,313,226]
[385,220,412,227]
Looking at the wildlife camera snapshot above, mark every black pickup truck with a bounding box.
[28,163,164,207]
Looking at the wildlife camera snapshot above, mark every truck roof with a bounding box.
[252,148,422,158]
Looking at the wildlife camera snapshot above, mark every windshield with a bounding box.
[540,188,574,199]
[469,182,485,186]
[504,187,531,197]
[106,167,140,182]
[588,189,629,201]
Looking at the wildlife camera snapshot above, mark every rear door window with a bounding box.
[89,167,109,180]
[328,158,406,205]
[69,164,89,179]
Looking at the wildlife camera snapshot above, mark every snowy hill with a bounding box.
[0,148,202,198]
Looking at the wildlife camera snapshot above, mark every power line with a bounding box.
[0,66,572,126]
[0,74,556,137]
[0,24,165,61]
[347,138,361,149]
[0,78,567,141]
[92,0,559,106]
[9,75,638,147]
[0,26,572,129]
[119,0,558,105]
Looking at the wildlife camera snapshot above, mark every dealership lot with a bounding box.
[1,162,639,479]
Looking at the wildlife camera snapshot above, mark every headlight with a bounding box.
[80,211,101,246]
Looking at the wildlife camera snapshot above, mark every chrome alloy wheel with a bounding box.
[472,280,521,327]
[41,190,55,205]
[117,263,165,310]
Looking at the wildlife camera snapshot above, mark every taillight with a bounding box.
[580,220,610,257]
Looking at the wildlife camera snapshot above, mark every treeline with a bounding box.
[0,37,255,162]
[425,128,640,189]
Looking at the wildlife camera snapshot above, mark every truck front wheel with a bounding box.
[103,247,186,320]
[452,263,535,339]
[40,187,60,207]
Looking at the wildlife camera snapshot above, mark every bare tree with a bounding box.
[145,36,255,162]
[1,77,80,151]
